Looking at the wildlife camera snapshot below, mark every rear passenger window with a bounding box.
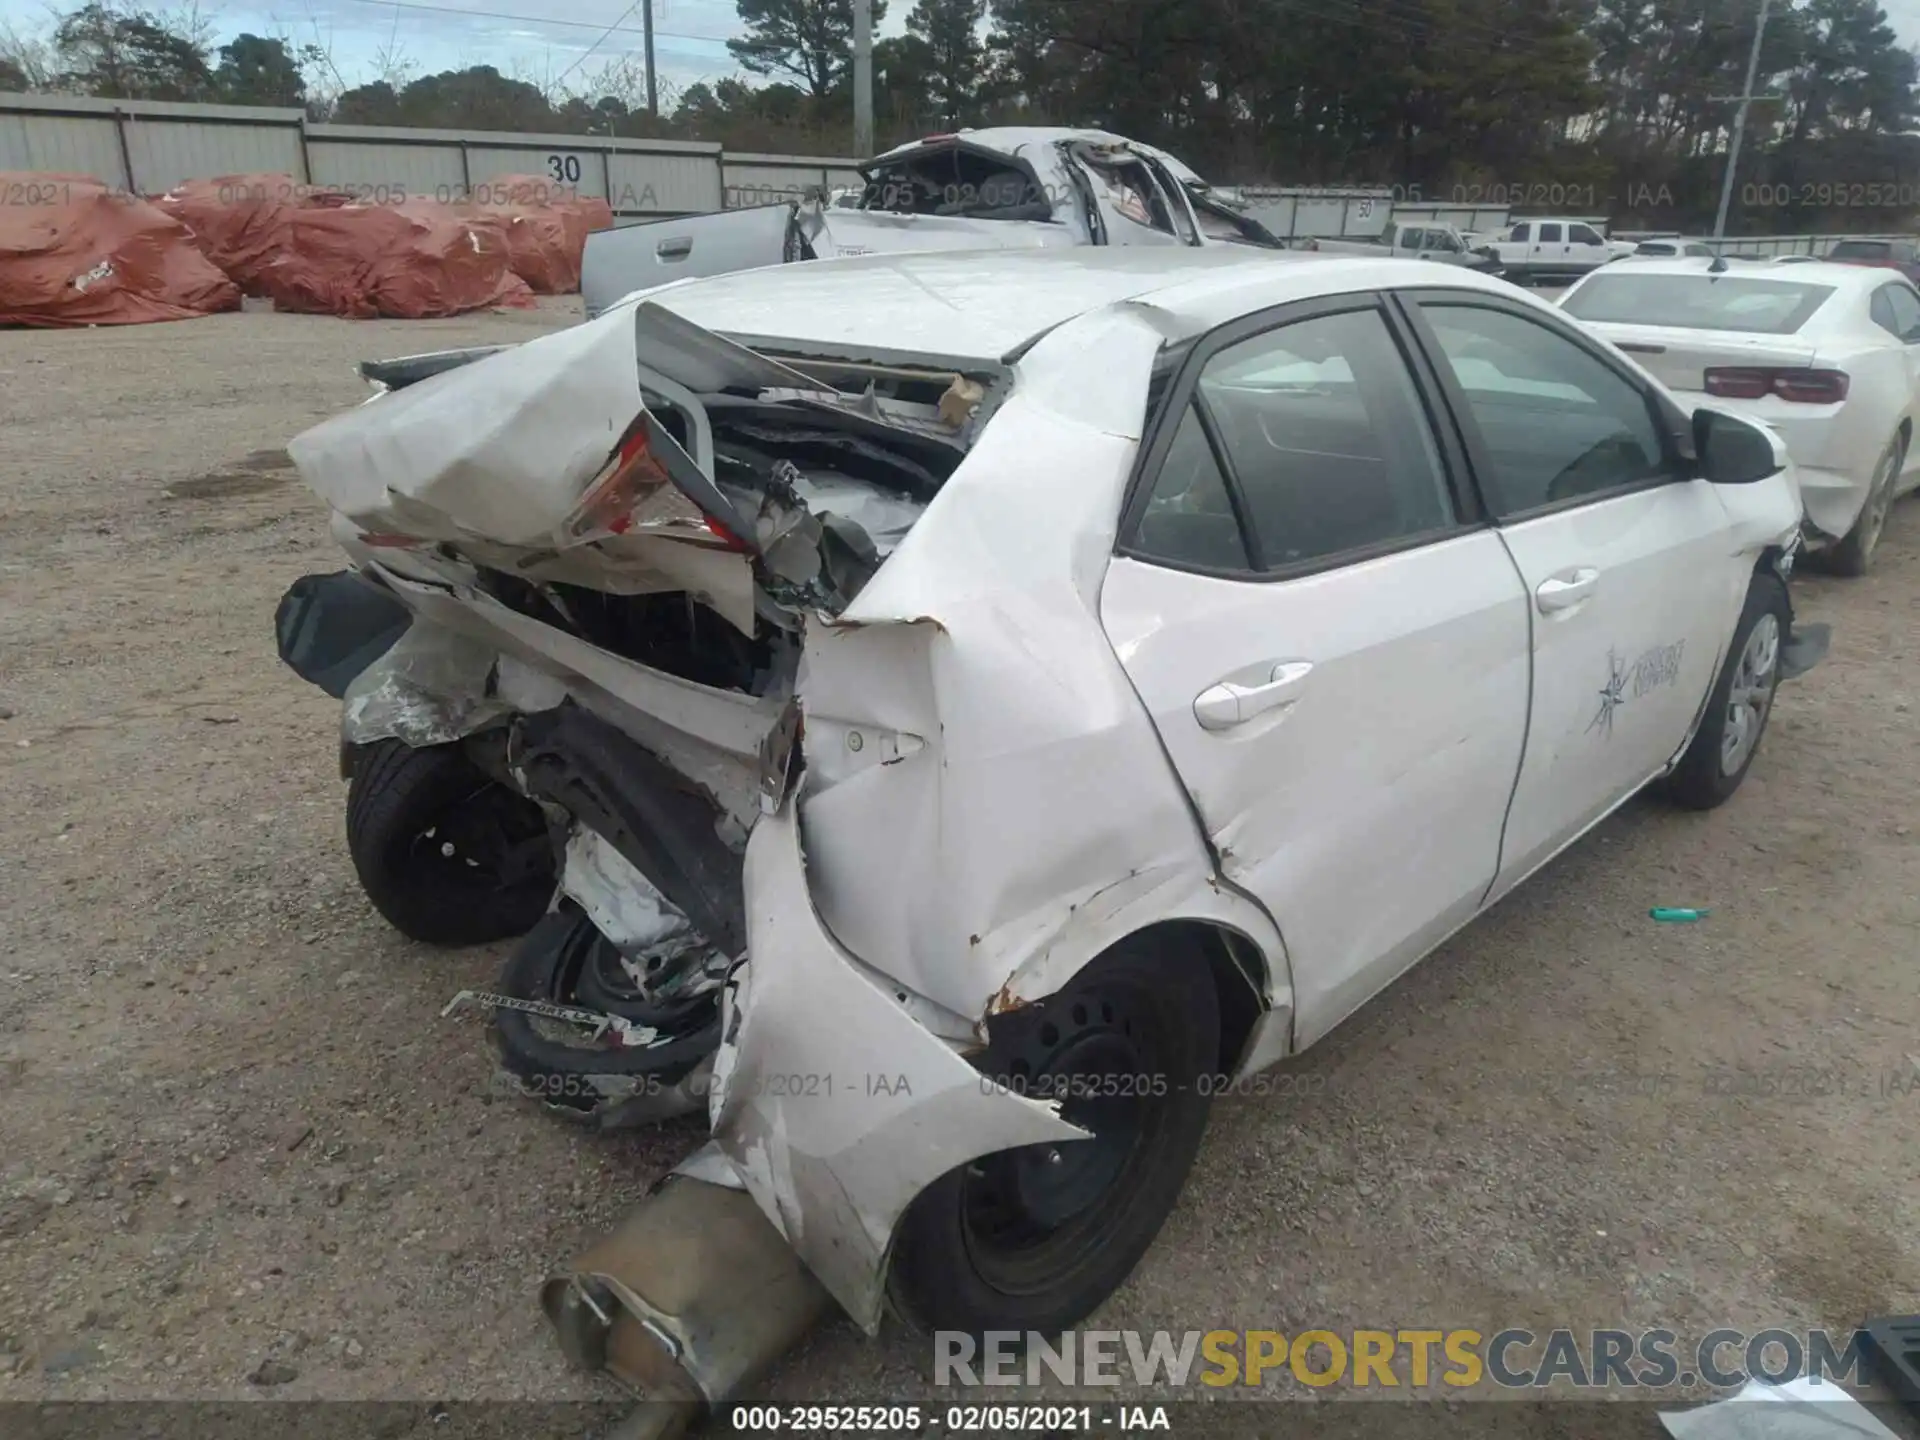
[1538,223,1563,243]
[1131,405,1252,571]
[1511,224,1531,242]
[1193,308,1455,570]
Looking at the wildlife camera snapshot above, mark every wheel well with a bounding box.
[1132,919,1270,1075]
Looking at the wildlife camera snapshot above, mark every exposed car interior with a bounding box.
[859,143,1052,221]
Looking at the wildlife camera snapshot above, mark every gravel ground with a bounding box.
[2,299,1918,1429]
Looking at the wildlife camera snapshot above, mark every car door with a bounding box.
[1871,282,1920,483]
[1504,221,1531,271]
[1398,291,1741,901]
[1099,296,1533,1048]
[1567,222,1611,272]
[1533,222,1563,272]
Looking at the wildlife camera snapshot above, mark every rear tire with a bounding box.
[887,936,1218,1338]
[1664,574,1788,811]
[1817,431,1903,578]
[345,739,555,945]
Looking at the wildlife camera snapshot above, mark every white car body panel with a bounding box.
[1563,257,1920,543]
[1100,534,1532,1049]
[1487,481,1748,899]
[289,249,1806,1332]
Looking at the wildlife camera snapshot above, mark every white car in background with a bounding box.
[1625,239,1718,260]
[279,251,1818,1351]
[1561,256,1920,573]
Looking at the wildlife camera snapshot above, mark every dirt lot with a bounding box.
[2,299,1918,1426]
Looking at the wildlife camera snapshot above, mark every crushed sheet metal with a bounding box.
[289,300,804,548]
[702,801,1085,1331]
[340,623,509,749]
[794,362,1267,1024]
[562,826,694,956]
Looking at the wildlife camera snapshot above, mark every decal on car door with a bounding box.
[1588,639,1687,739]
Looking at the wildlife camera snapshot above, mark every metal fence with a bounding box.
[0,91,865,221]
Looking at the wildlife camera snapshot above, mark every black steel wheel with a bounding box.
[888,936,1219,1337]
[493,906,721,1119]
[345,739,555,946]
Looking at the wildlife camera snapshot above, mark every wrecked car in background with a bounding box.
[276,246,1825,1354]
[579,127,1282,317]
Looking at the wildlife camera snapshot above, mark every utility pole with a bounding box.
[643,0,658,116]
[853,0,873,157]
[1712,0,1772,241]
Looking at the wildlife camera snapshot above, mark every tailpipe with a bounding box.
[543,1176,832,1436]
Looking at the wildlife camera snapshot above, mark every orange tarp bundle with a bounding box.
[154,172,353,296]
[469,174,614,294]
[257,200,536,319]
[0,172,241,327]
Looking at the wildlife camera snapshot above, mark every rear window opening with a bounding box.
[860,144,1051,221]
[1562,274,1836,334]
[1829,240,1893,261]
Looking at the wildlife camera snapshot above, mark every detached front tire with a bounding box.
[345,738,556,945]
[1664,573,1788,811]
[887,936,1219,1338]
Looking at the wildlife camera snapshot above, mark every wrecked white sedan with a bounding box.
[277,248,1823,1346]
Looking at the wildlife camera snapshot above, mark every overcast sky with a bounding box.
[0,0,914,104]
[2,0,1918,106]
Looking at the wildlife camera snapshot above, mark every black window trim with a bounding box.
[1116,290,1485,584]
[1388,287,1696,526]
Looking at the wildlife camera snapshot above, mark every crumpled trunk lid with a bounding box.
[289,299,953,635]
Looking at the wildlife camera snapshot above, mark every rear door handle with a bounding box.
[656,237,693,260]
[1536,567,1600,613]
[1194,661,1314,732]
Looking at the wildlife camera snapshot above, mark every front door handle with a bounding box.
[1536,567,1600,613]
[1195,661,1313,732]
[656,236,693,261]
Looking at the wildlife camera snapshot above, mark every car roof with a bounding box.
[643,248,1522,366]
[866,127,1208,187]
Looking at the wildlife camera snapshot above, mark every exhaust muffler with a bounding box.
[543,1176,832,1437]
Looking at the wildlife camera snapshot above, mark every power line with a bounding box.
[551,0,646,87]
[324,0,734,50]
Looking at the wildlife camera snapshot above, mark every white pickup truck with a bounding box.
[1302,220,1502,271]
[581,126,1283,316]
[1477,218,1633,284]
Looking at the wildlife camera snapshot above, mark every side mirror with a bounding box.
[1694,408,1785,485]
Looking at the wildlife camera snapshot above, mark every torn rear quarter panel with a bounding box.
[792,309,1292,1027]
[709,801,1087,1331]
